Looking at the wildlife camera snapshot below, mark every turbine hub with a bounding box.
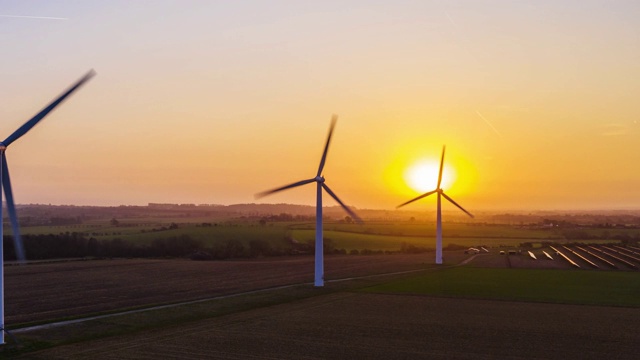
[0,142,6,151]
[437,188,443,193]
[315,176,325,183]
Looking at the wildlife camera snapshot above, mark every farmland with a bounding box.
[4,254,433,325]
[19,293,639,359]
[363,267,640,307]
[13,219,634,259]
[8,261,639,359]
[3,205,640,358]
[10,204,640,262]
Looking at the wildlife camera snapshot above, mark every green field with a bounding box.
[291,222,562,239]
[18,222,294,247]
[363,267,640,307]
[15,220,634,253]
[289,229,532,250]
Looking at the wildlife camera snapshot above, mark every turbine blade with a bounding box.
[441,192,474,218]
[321,183,363,224]
[3,69,96,147]
[316,115,337,177]
[1,153,26,262]
[255,178,316,199]
[396,190,437,208]
[437,145,446,189]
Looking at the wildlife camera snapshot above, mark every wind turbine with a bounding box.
[256,116,362,287]
[0,70,95,344]
[397,146,473,264]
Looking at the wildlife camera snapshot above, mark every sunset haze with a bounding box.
[1,0,639,211]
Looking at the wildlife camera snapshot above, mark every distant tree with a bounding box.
[87,237,99,256]
[344,216,353,224]
[190,251,212,261]
[225,239,245,258]
[323,238,336,254]
[249,239,272,257]
[110,218,120,226]
[400,242,429,254]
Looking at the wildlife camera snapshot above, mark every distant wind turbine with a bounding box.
[397,146,473,264]
[0,70,95,344]
[256,116,362,287]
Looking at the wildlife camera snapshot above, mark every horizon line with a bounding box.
[8,202,640,214]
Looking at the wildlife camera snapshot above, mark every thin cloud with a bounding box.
[442,8,483,66]
[475,110,502,138]
[600,124,627,137]
[0,14,68,20]
[444,10,457,28]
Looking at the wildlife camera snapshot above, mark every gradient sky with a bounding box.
[1,0,639,211]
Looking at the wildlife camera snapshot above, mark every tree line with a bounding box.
[1,233,432,261]
[1,233,279,261]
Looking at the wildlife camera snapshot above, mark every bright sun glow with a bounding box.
[404,160,456,193]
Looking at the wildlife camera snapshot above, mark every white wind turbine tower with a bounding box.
[0,70,95,344]
[397,146,473,264]
[256,116,362,287]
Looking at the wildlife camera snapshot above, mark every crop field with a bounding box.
[293,221,559,239]
[292,229,551,250]
[292,222,574,249]
[16,219,636,254]
[18,222,294,247]
[18,267,640,359]
[4,253,433,326]
[4,218,640,358]
[363,267,640,307]
[289,224,624,251]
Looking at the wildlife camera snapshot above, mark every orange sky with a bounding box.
[1,1,639,211]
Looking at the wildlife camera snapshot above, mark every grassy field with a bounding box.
[291,229,547,250]
[18,222,295,248]
[363,267,640,307]
[15,220,633,254]
[292,221,561,239]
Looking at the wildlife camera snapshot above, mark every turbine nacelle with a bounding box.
[0,143,6,151]
[397,146,471,217]
[396,146,473,266]
[255,116,363,287]
[256,118,361,223]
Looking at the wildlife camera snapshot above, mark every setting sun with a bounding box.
[404,160,456,193]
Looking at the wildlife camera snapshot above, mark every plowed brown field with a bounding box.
[25,292,638,360]
[5,254,438,325]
